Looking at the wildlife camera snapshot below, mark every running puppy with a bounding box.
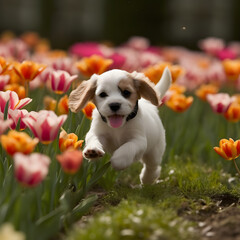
[69,68,171,184]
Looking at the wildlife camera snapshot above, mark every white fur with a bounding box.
[70,68,172,184]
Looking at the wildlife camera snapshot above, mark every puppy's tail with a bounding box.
[155,67,172,99]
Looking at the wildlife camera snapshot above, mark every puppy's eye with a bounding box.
[99,92,108,98]
[122,90,131,98]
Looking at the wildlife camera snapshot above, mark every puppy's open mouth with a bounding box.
[108,114,124,128]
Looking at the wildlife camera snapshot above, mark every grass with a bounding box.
[67,157,240,240]
[66,96,240,240]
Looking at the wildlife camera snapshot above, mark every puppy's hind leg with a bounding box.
[140,146,165,185]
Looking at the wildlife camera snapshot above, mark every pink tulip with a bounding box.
[0,75,10,90]
[69,42,104,57]
[126,36,150,50]
[23,110,67,144]
[51,57,77,75]
[0,112,13,135]
[0,90,32,113]
[198,37,225,56]
[13,153,50,187]
[50,70,78,94]
[8,109,28,130]
[206,93,235,114]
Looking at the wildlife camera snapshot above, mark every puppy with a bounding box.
[69,68,171,184]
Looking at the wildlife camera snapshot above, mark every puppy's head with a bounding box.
[69,69,160,128]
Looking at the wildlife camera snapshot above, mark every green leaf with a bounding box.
[70,194,98,222]
[3,100,9,120]
[86,161,111,191]
[34,207,66,240]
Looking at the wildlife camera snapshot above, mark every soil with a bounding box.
[75,191,240,240]
[179,193,240,240]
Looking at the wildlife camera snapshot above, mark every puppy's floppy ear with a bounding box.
[129,71,160,106]
[69,74,98,113]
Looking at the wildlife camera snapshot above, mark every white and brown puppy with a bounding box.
[69,68,171,184]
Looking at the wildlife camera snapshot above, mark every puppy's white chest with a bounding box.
[104,130,130,153]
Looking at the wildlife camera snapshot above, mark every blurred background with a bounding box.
[0,0,239,49]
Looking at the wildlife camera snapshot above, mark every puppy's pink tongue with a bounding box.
[108,115,123,128]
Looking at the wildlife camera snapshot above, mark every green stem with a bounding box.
[233,159,240,177]
[24,80,29,97]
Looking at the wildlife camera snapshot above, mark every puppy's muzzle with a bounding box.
[109,102,121,112]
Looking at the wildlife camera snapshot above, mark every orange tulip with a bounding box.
[222,59,240,81]
[56,149,83,174]
[143,62,170,84]
[76,55,113,77]
[169,84,186,94]
[214,138,240,161]
[13,61,46,81]
[82,101,96,119]
[224,102,240,122]
[47,50,67,59]
[21,31,40,48]
[195,84,219,101]
[2,66,21,84]
[165,93,193,113]
[0,130,39,156]
[58,95,69,115]
[59,129,83,152]
[0,57,10,74]
[4,83,26,99]
[143,62,184,84]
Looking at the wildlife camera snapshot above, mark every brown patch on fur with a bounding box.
[118,78,139,107]
[129,71,160,106]
[69,75,97,112]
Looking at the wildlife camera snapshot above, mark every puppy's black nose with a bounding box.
[109,102,121,112]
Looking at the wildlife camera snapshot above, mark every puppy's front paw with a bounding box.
[83,146,105,160]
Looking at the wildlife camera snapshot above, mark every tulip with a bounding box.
[50,70,78,94]
[0,112,13,135]
[8,109,28,130]
[82,101,96,119]
[206,93,235,114]
[13,153,50,187]
[0,56,10,74]
[224,102,240,122]
[0,75,10,90]
[195,84,219,101]
[198,37,225,56]
[13,60,46,82]
[0,90,32,113]
[161,84,186,104]
[214,138,240,161]
[4,83,26,99]
[143,62,183,84]
[76,55,113,77]
[23,110,67,144]
[56,149,83,174]
[59,129,83,152]
[0,130,39,156]
[51,57,77,74]
[214,138,240,176]
[222,59,240,81]
[165,93,193,113]
[58,95,69,115]
[143,62,171,84]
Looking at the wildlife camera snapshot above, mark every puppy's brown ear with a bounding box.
[129,71,160,106]
[69,74,98,112]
